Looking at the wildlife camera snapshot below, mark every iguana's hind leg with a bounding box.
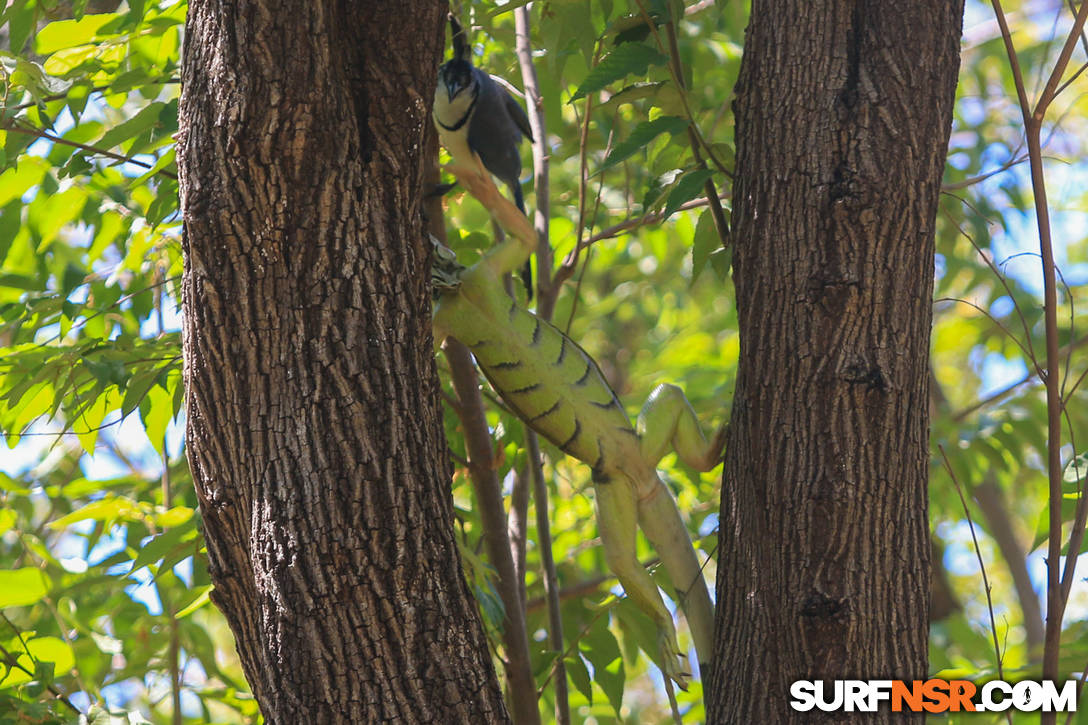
[635,383,724,674]
[637,478,715,677]
[637,383,727,471]
[594,477,691,690]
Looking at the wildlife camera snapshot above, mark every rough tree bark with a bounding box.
[710,2,964,721]
[177,2,509,722]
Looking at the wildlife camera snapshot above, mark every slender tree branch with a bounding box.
[991,0,1088,710]
[990,0,1032,118]
[940,205,1039,368]
[940,152,1030,191]
[585,192,731,247]
[426,135,541,724]
[938,447,1014,725]
[4,78,181,112]
[554,43,602,293]
[662,5,730,247]
[155,284,183,725]
[0,615,81,715]
[973,479,1045,657]
[1035,0,1088,117]
[514,7,569,724]
[1066,657,1088,725]
[3,120,178,179]
[1053,60,1088,99]
[443,339,541,725]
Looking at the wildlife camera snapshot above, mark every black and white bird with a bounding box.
[433,15,535,296]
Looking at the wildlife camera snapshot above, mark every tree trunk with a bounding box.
[709,2,964,721]
[177,2,509,722]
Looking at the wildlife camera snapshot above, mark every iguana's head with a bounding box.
[430,234,465,298]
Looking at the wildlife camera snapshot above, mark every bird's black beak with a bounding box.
[446,80,460,102]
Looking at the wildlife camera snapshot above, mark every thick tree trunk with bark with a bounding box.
[709,2,964,721]
[177,2,509,722]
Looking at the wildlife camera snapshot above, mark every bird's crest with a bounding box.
[449,14,470,62]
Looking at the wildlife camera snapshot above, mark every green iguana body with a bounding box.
[432,156,725,688]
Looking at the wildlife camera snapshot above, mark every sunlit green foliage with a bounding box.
[0,0,1085,723]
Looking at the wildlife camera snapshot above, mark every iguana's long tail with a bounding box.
[637,474,715,674]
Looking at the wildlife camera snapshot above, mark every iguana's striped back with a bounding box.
[438,290,639,476]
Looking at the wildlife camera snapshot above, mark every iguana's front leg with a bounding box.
[446,154,536,280]
[638,383,730,473]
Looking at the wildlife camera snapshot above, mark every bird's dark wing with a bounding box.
[501,88,534,143]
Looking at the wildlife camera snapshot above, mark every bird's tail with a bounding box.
[514,184,533,300]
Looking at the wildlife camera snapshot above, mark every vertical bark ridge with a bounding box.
[179,1,509,722]
[710,2,963,721]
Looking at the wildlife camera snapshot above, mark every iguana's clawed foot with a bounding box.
[707,421,729,468]
[659,628,692,691]
[427,181,457,199]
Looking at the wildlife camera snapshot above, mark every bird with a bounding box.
[433,14,535,298]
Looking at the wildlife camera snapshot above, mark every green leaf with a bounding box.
[597,81,667,112]
[597,116,688,174]
[0,567,48,607]
[0,159,47,208]
[709,246,732,281]
[570,43,668,101]
[0,510,16,536]
[566,654,593,704]
[121,367,161,417]
[96,101,167,152]
[6,2,38,55]
[582,623,625,716]
[0,53,70,98]
[48,496,142,529]
[35,13,121,54]
[32,659,54,687]
[663,168,714,220]
[141,382,174,455]
[0,200,22,265]
[131,518,198,573]
[0,637,74,689]
[82,356,127,388]
[175,586,212,619]
[691,209,719,281]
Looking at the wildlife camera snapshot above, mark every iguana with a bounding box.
[431,154,726,689]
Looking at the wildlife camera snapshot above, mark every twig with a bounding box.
[427,136,541,723]
[990,0,1088,711]
[514,8,569,723]
[937,446,1014,725]
[940,205,1039,369]
[4,78,181,112]
[584,193,731,247]
[1065,656,1088,725]
[940,152,1030,191]
[565,121,614,336]
[554,42,602,293]
[442,340,541,725]
[934,297,1038,369]
[155,281,184,725]
[3,121,178,180]
[661,5,730,247]
[685,0,717,15]
[1053,60,1088,99]
[0,614,81,714]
